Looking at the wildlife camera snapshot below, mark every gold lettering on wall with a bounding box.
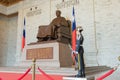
[26,7,42,17]
[56,0,79,9]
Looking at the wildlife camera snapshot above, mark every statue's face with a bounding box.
[56,11,61,17]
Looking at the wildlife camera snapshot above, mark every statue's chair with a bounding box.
[37,20,71,43]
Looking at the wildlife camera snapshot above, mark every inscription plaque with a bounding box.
[26,47,53,60]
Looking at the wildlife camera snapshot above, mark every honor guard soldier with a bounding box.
[75,26,85,77]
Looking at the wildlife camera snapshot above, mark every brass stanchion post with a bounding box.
[32,58,36,80]
[118,56,120,61]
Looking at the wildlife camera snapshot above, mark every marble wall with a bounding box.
[95,0,120,66]
[0,16,8,66]
[6,16,18,66]
[0,15,18,66]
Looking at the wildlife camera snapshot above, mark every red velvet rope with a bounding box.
[18,67,31,80]
[38,67,54,80]
[96,69,115,80]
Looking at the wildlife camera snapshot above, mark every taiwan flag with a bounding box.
[21,18,26,52]
[72,7,76,51]
[71,7,77,64]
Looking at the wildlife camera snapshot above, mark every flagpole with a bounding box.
[72,6,81,74]
[72,7,77,66]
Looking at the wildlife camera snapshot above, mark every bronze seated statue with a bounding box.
[36,10,71,43]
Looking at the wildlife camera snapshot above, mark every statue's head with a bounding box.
[56,10,61,17]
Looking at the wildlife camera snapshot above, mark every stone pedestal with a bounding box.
[20,41,72,68]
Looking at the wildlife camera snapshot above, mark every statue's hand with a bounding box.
[55,24,61,27]
[57,23,61,26]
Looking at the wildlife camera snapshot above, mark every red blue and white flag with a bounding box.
[72,7,76,51]
[21,18,26,52]
[71,7,77,64]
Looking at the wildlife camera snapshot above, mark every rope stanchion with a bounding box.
[38,67,54,80]
[96,64,119,80]
[96,57,120,80]
[96,69,115,80]
[18,67,32,80]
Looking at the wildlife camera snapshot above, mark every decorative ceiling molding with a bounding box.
[0,0,22,6]
[0,12,18,17]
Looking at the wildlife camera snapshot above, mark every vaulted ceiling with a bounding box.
[0,0,22,6]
